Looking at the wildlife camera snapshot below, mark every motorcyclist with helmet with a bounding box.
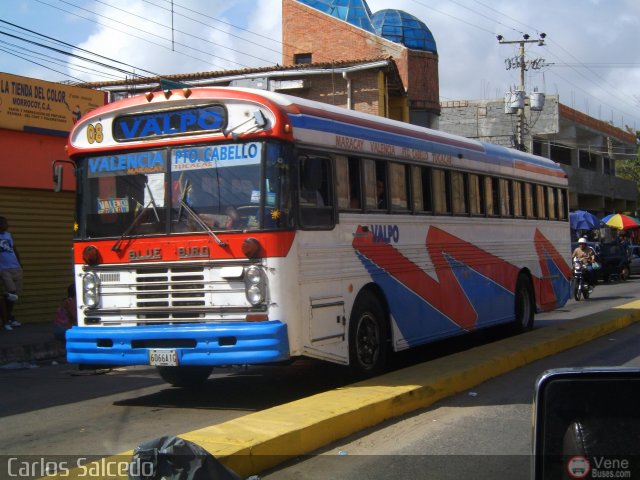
[572,237,597,290]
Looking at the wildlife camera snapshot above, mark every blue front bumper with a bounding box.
[66,321,290,366]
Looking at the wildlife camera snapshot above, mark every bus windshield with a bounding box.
[79,141,291,239]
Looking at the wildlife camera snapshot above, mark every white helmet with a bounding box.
[578,237,588,244]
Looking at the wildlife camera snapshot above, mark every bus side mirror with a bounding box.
[533,368,640,479]
[52,160,75,192]
[53,164,64,192]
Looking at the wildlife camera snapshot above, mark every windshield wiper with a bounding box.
[176,181,227,247]
[112,184,161,252]
[223,109,268,139]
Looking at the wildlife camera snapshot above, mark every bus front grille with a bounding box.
[87,262,259,324]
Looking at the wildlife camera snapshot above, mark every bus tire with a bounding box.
[348,291,388,378]
[571,278,581,301]
[513,274,534,332]
[156,366,213,387]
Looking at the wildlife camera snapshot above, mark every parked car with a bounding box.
[629,246,640,276]
[570,241,630,282]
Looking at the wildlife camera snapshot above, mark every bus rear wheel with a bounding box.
[513,274,534,332]
[156,366,213,387]
[349,291,388,378]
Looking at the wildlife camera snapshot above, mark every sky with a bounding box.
[1,0,639,133]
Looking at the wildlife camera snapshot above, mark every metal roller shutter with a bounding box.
[0,188,75,325]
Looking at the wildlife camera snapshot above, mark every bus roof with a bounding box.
[245,88,567,185]
[71,86,567,185]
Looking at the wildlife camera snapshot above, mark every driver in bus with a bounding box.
[572,237,596,287]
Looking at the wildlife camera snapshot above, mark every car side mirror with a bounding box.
[533,368,640,479]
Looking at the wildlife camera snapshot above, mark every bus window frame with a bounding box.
[389,161,410,213]
[296,152,336,230]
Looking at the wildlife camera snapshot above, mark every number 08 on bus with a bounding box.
[57,87,572,386]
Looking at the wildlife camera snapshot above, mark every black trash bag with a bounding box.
[128,435,241,480]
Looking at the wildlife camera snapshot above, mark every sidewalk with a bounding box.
[0,322,66,367]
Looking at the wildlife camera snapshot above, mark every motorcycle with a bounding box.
[571,258,593,301]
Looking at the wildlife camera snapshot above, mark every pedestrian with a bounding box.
[54,283,76,344]
[0,216,22,331]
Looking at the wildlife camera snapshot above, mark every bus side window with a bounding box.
[389,162,409,211]
[375,160,387,210]
[535,184,546,219]
[336,155,362,211]
[523,183,534,218]
[558,188,567,220]
[420,167,433,212]
[499,179,511,217]
[336,155,350,210]
[348,157,362,209]
[363,159,377,210]
[468,173,484,215]
[298,155,335,229]
[512,181,523,217]
[433,169,451,214]
[547,186,557,220]
[451,171,467,215]
[411,166,423,212]
[484,176,499,216]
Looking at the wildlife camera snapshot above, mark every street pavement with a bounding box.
[35,298,640,480]
[0,321,65,367]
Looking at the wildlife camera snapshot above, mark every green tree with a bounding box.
[615,130,640,206]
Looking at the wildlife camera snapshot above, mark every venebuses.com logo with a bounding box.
[567,455,632,479]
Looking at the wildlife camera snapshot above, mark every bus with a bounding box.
[58,86,571,386]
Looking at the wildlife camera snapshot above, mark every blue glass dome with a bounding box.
[297,0,375,32]
[372,9,437,53]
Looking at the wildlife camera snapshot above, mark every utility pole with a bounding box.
[497,33,546,151]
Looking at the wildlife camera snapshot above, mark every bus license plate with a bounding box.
[149,349,178,366]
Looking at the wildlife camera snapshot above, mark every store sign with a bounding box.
[0,73,106,135]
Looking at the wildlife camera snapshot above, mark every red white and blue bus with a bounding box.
[61,86,571,386]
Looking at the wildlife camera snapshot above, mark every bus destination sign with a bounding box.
[113,104,227,141]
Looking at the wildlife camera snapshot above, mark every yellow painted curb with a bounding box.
[43,300,640,479]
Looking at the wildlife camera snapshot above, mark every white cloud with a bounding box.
[3,0,639,129]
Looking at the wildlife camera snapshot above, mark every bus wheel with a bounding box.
[156,366,213,387]
[349,291,388,378]
[513,274,534,333]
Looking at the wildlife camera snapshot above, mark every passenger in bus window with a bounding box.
[377,179,386,208]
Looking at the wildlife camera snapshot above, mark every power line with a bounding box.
[0,19,158,78]
[0,28,152,79]
[141,0,282,58]
[0,39,124,80]
[33,0,235,71]
[0,45,86,83]
[89,0,280,65]
[454,1,639,129]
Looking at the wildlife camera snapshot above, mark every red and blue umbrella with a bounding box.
[600,213,640,230]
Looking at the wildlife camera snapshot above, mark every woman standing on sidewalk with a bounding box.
[0,216,22,331]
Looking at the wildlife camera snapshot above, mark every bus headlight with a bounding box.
[244,265,265,305]
[83,272,100,309]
